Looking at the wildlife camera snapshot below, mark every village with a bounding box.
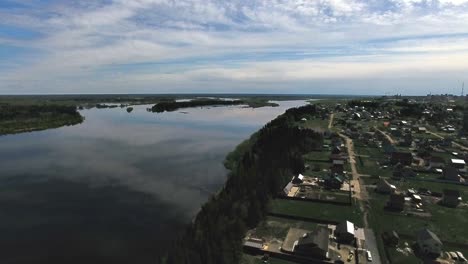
[242,95,468,264]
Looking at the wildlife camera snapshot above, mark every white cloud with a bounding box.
[1,0,468,94]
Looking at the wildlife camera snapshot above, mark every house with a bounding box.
[450,159,466,169]
[292,174,305,184]
[418,127,428,133]
[411,194,422,204]
[443,167,464,182]
[398,166,416,178]
[330,153,347,164]
[331,146,342,155]
[243,238,264,253]
[429,156,445,168]
[387,192,405,211]
[417,229,443,256]
[332,159,345,166]
[324,174,344,189]
[442,189,462,207]
[330,164,345,176]
[293,226,330,259]
[334,220,355,244]
[391,152,413,166]
[376,178,396,194]
[382,231,400,247]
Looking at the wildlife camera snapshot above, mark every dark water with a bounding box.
[0,101,306,264]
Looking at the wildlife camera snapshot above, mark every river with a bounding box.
[0,100,307,263]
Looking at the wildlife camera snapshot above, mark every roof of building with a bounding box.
[296,226,330,252]
[443,189,461,197]
[284,182,294,193]
[451,159,466,165]
[336,220,355,235]
[377,178,395,191]
[244,240,263,249]
[417,229,442,245]
[444,167,460,178]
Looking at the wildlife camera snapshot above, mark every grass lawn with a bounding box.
[355,156,392,177]
[367,190,468,245]
[413,171,442,181]
[300,118,329,131]
[303,151,331,162]
[397,180,468,200]
[354,144,384,159]
[269,199,363,226]
[254,216,318,239]
[241,254,298,264]
[360,175,381,185]
[431,152,455,164]
[302,168,329,178]
[386,245,421,264]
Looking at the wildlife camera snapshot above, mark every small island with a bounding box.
[151,98,278,113]
[0,104,84,135]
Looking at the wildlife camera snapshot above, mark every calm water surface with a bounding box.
[0,101,306,264]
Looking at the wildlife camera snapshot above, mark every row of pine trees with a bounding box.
[165,104,324,264]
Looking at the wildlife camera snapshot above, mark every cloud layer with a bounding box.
[1,0,468,95]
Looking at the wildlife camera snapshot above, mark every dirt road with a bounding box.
[374,127,395,145]
[339,133,369,228]
[328,113,335,129]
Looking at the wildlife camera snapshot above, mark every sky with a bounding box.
[1,0,468,95]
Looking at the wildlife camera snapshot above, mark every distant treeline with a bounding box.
[0,104,83,135]
[165,104,323,264]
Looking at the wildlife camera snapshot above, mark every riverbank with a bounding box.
[165,104,324,264]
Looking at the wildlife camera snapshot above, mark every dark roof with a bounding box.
[444,167,459,178]
[417,229,442,245]
[390,192,405,202]
[443,189,461,197]
[335,220,355,235]
[297,226,329,252]
[430,156,445,163]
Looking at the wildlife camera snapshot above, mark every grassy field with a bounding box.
[269,199,363,226]
[353,144,393,177]
[367,190,468,245]
[356,157,392,177]
[397,180,468,200]
[241,254,298,264]
[386,244,422,264]
[303,150,331,162]
[254,216,318,239]
[299,118,329,131]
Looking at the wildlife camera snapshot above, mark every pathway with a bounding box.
[328,113,335,129]
[374,127,395,145]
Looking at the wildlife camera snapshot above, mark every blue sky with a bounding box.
[1,0,468,95]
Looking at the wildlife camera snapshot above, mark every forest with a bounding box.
[0,104,83,135]
[151,98,278,113]
[165,104,324,264]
